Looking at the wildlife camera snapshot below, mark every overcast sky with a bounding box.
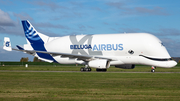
[0,0,180,61]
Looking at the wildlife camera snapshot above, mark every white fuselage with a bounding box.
[4,20,176,70]
[44,33,176,68]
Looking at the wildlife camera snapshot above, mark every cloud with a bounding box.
[132,7,169,16]
[0,25,24,36]
[0,10,69,37]
[31,1,67,11]
[30,1,89,20]
[0,10,24,36]
[106,1,169,16]
[157,28,180,36]
[0,19,69,37]
[13,13,33,20]
[32,22,71,36]
[0,0,14,5]
[119,28,144,33]
[0,9,14,26]
[0,26,5,31]
[87,26,94,29]
[91,7,102,12]
[103,22,109,25]
[68,31,81,35]
[160,38,180,57]
[106,2,124,9]
[70,1,83,8]
[34,22,70,29]
[78,24,86,31]
[35,28,60,37]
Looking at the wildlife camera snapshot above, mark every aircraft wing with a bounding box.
[13,48,114,61]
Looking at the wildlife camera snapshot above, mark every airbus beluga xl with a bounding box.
[3,20,177,72]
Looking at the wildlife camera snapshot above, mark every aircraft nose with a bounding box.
[167,60,177,68]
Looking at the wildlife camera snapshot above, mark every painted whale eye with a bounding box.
[128,50,134,54]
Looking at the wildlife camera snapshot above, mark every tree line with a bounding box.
[20,57,42,62]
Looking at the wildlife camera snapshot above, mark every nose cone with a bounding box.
[167,60,177,68]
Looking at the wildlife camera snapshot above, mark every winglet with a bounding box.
[3,37,12,51]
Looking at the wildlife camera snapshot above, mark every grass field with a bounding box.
[0,64,180,101]
[1,64,180,72]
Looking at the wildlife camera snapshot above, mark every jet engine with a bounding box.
[88,59,110,69]
[115,64,135,69]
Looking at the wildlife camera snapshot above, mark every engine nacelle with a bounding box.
[88,59,110,69]
[115,64,135,69]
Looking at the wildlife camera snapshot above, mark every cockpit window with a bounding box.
[160,42,165,46]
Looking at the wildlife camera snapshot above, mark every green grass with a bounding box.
[0,64,180,100]
[0,72,180,101]
[0,61,84,66]
[0,64,180,72]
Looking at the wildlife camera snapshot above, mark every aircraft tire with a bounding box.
[103,69,107,72]
[151,69,155,73]
[96,69,107,72]
[85,68,89,71]
[88,68,91,71]
[80,68,84,72]
[80,68,91,72]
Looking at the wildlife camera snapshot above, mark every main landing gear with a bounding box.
[80,68,107,72]
[80,65,91,72]
[80,65,107,72]
[80,67,91,72]
[151,66,156,73]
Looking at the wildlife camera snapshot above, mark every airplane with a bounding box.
[3,20,177,72]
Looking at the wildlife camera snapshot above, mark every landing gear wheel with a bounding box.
[80,67,84,72]
[80,67,91,72]
[88,68,91,71]
[85,68,89,71]
[96,69,107,72]
[151,69,155,73]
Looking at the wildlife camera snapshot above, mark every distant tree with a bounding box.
[20,57,29,62]
[33,57,38,62]
[33,57,42,62]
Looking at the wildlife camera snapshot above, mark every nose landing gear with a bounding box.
[151,66,156,73]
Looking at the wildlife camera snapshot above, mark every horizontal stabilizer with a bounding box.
[16,45,24,50]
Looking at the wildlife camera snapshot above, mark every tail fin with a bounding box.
[21,20,49,51]
[21,20,56,62]
[3,37,12,51]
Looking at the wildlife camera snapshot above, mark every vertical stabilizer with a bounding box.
[21,20,56,62]
[3,37,12,51]
[21,20,49,49]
